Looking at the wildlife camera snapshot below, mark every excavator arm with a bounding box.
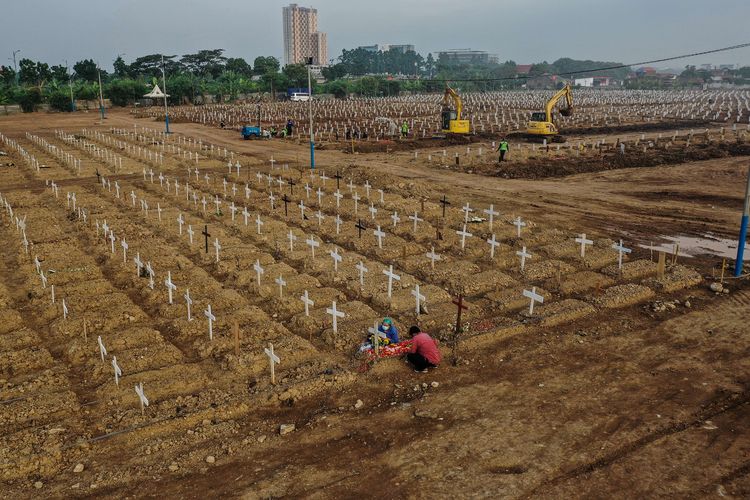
[544,83,573,122]
[443,86,463,121]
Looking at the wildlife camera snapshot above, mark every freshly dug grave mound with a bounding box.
[535,299,596,327]
[593,283,655,309]
[602,259,657,280]
[544,271,615,295]
[643,264,703,293]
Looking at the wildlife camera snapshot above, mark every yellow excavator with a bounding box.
[441,86,471,134]
[525,83,574,142]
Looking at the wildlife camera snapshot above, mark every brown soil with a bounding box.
[0,108,748,498]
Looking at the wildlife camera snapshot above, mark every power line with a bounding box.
[435,41,750,83]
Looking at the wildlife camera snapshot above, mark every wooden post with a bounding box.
[657,251,666,278]
[233,321,240,357]
[720,258,727,284]
[673,244,680,265]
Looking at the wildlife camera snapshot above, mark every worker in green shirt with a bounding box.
[497,139,509,162]
[401,121,409,139]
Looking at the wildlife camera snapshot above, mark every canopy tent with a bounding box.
[144,84,169,99]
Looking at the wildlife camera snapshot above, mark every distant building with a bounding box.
[358,45,380,53]
[435,49,498,65]
[574,76,617,87]
[282,4,328,66]
[382,44,416,54]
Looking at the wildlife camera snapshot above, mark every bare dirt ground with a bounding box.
[1,108,749,499]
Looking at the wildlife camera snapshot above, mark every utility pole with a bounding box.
[97,64,105,123]
[161,55,170,134]
[11,49,20,86]
[66,60,75,112]
[307,57,315,170]
[735,164,750,276]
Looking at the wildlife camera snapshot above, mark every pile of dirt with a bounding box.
[342,134,482,154]
[486,142,750,179]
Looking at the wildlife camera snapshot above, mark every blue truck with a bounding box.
[241,126,264,140]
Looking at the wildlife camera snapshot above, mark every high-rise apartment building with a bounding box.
[282,4,328,66]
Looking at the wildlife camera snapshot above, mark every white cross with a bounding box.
[204,304,216,340]
[222,178,228,195]
[112,356,122,387]
[364,180,371,198]
[352,192,360,214]
[523,286,544,315]
[134,382,149,414]
[391,211,401,227]
[130,190,137,206]
[383,264,401,298]
[300,290,314,316]
[356,260,368,286]
[241,206,250,226]
[298,200,306,219]
[334,214,342,234]
[487,233,500,259]
[483,204,499,230]
[462,202,473,222]
[109,230,116,254]
[326,300,345,334]
[304,183,312,199]
[253,259,265,287]
[411,284,426,315]
[315,210,325,227]
[288,230,297,251]
[146,262,155,289]
[264,343,280,384]
[368,321,386,353]
[347,179,355,193]
[184,288,193,321]
[177,213,184,235]
[316,187,324,206]
[214,238,221,263]
[330,247,342,272]
[201,197,207,214]
[245,184,251,199]
[62,298,68,319]
[187,224,195,245]
[426,246,441,269]
[256,171,263,184]
[121,238,129,263]
[576,233,594,257]
[319,171,329,185]
[456,224,473,250]
[214,195,222,214]
[229,202,237,221]
[513,217,527,238]
[516,246,531,271]
[275,275,287,298]
[269,191,276,210]
[165,271,177,304]
[157,203,162,221]
[377,188,384,204]
[373,225,386,249]
[612,239,632,269]
[276,176,286,190]
[409,211,423,233]
[333,189,343,208]
[97,335,107,362]
[256,214,264,235]
[369,203,378,220]
[306,235,320,259]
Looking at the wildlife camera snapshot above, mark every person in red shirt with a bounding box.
[406,326,441,372]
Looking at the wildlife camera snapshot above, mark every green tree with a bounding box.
[74,59,99,82]
[48,90,72,112]
[113,56,129,78]
[0,66,16,86]
[325,80,349,98]
[181,49,227,78]
[107,78,148,106]
[226,57,252,76]
[253,56,280,75]
[50,65,68,81]
[18,59,39,85]
[282,64,308,88]
[16,86,42,112]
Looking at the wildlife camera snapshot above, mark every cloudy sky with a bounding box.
[2,0,749,70]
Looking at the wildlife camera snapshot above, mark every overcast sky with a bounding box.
[2,0,749,71]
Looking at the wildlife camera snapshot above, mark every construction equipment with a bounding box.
[441,86,471,134]
[526,83,574,141]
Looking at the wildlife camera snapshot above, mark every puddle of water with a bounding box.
[639,233,750,260]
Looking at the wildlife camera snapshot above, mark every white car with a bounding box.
[289,93,310,102]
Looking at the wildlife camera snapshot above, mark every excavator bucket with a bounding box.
[559,107,573,117]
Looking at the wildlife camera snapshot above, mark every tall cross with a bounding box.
[411,284,426,315]
[288,230,297,251]
[356,260,368,286]
[456,224,473,250]
[256,214,264,235]
[253,259,265,287]
[462,202,473,223]
[330,247,342,272]
[352,192,361,214]
[516,246,531,271]
[242,206,250,226]
[355,219,366,239]
[409,211,423,233]
[184,288,193,321]
[333,171,343,189]
[483,204,499,230]
[275,275,287,298]
[287,177,296,195]
[202,225,210,253]
[177,213,184,235]
[523,287,544,315]
[487,233,500,259]
[440,195,451,218]
[576,233,593,257]
[326,300,345,334]
[391,211,401,228]
[214,238,221,263]
[204,304,216,340]
[282,194,290,216]
[121,238,129,263]
[306,235,320,259]
[369,203,378,220]
[426,246,441,269]
[513,217,527,238]
[383,265,401,298]
[612,239,632,269]
[300,290,314,316]
[452,295,468,335]
[187,225,195,245]
[264,343,280,384]
[374,225,386,249]
[165,271,177,304]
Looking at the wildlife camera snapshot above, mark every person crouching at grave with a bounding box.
[379,317,399,344]
[406,326,441,373]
